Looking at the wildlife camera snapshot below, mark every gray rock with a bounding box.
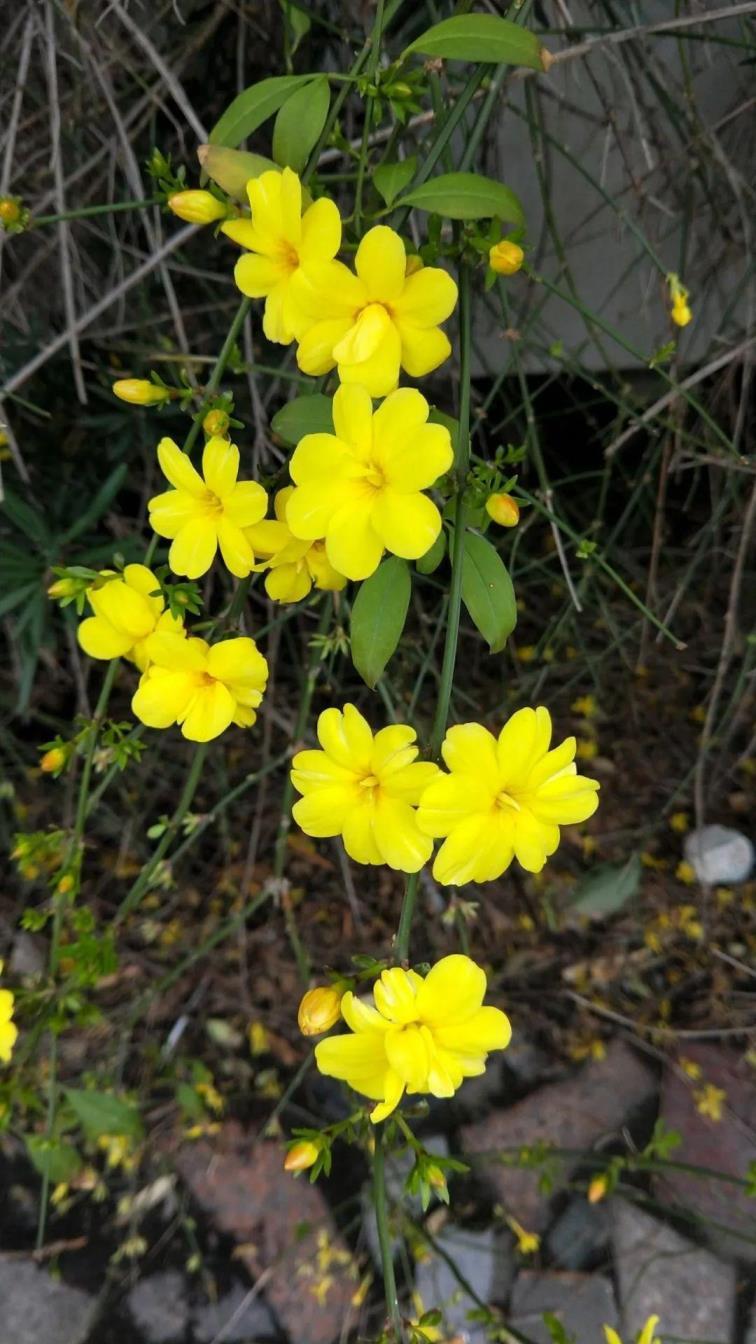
[193,1281,277,1341]
[9,932,44,979]
[545,1196,611,1271]
[509,1271,617,1344]
[461,1041,655,1233]
[414,1225,513,1343]
[362,1135,449,1268]
[684,824,754,884]
[128,1270,189,1343]
[611,1199,735,1340]
[0,1256,91,1344]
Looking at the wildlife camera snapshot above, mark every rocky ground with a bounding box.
[1,1037,753,1344]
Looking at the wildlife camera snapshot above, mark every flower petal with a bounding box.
[431,813,513,886]
[234,252,287,297]
[385,1024,431,1090]
[263,280,294,344]
[290,432,358,484]
[416,773,492,837]
[169,518,218,579]
[78,616,133,661]
[370,1068,405,1123]
[148,489,200,539]
[88,579,154,640]
[157,438,205,497]
[293,786,357,837]
[266,562,311,602]
[379,422,453,492]
[341,992,391,1034]
[202,437,239,497]
[393,265,458,325]
[325,497,384,580]
[497,706,551,786]
[342,801,384,865]
[332,304,392,365]
[286,479,365,541]
[370,488,442,560]
[442,723,500,787]
[398,323,452,379]
[355,226,406,301]
[315,1033,390,1101]
[434,1005,512,1054]
[179,681,236,742]
[337,315,402,398]
[291,748,356,792]
[372,794,433,872]
[300,195,341,265]
[217,517,254,577]
[512,810,559,873]
[144,632,207,671]
[317,703,373,771]
[332,383,374,458]
[417,954,486,1026]
[206,636,267,693]
[132,669,196,728]
[224,480,268,528]
[296,317,351,375]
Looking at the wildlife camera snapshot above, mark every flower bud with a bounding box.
[489,240,524,276]
[426,1164,448,1194]
[671,295,692,328]
[0,197,22,226]
[197,144,277,202]
[298,985,343,1036]
[284,1139,320,1173]
[168,190,228,225]
[47,577,77,600]
[40,747,66,774]
[57,874,75,895]
[486,493,520,528]
[203,408,230,437]
[587,1174,608,1204]
[113,379,171,406]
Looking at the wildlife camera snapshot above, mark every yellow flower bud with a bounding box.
[57,874,75,895]
[197,144,277,202]
[0,198,21,226]
[47,577,77,600]
[426,1164,447,1190]
[168,190,228,225]
[297,985,343,1036]
[671,295,692,328]
[587,1174,608,1204]
[40,747,66,774]
[284,1139,320,1173]
[489,240,524,276]
[203,408,230,437]
[485,493,520,528]
[113,379,170,406]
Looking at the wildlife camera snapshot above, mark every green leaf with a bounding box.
[3,490,51,547]
[351,558,411,688]
[25,1136,82,1184]
[60,464,128,545]
[373,157,417,207]
[198,144,278,200]
[460,531,517,652]
[416,530,446,576]
[272,76,330,174]
[397,172,524,224]
[209,75,317,149]
[271,394,334,445]
[65,1089,143,1140]
[404,14,547,71]
[569,854,642,918]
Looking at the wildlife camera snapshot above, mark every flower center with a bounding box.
[197,671,217,688]
[363,463,385,489]
[496,790,521,812]
[202,489,224,515]
[359,773,379,791]
[278,241,300,273]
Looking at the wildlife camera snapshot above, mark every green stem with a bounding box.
[373,1125,404,1340]
[31,198,160,227]
[394,268,472,965]
[114,742,209,926]
[182,296,252,458]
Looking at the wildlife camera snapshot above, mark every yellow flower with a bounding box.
[417,708,600,885]
[314,954,511,1123]
[507,1216,540,1254]
[605,1317,661,1344]
[248,1021,269,1055]
[246,488,347,602]
[291,225,458,396]
[149,436,267,579]
[669,811,689,834]
[0,197,22,227]
[132,632,268,742]
[78,564,184,670]
[285,384,453,581]
[222,167,341,344]
[284,1139,320,1173]
[168,190,229,225]
[202,407,230,437]
[679,1056,702,1080]
[668,273,692,328]
[571,694,598,719]
[587,1174,608,1204]
[291,703,439,872]
[113,379,171,406]
[40,747,66,774]
[489,240,524,276]
[675,859,696,885]
[576,737,598,761]
[0,963,18,1064]
[298,985,344,1036]
[485,492,520,527]
[694,1082,725,1122]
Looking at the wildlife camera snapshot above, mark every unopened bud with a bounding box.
[203,408,230,437]
[40,747,66,775]
[427,1164,447,1191]
[47,577,77,600]
[0,197,22,227]
[197,145,277,202]
[587,1174,608,1204]
[297,985,343,1036]
[57,874,75,896]
[284,1139,320,1173]
[671,295,692,328]
[486,493,520,528]
[489,240,524,276]
[168,190,229,225]
[113,379,170,406]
